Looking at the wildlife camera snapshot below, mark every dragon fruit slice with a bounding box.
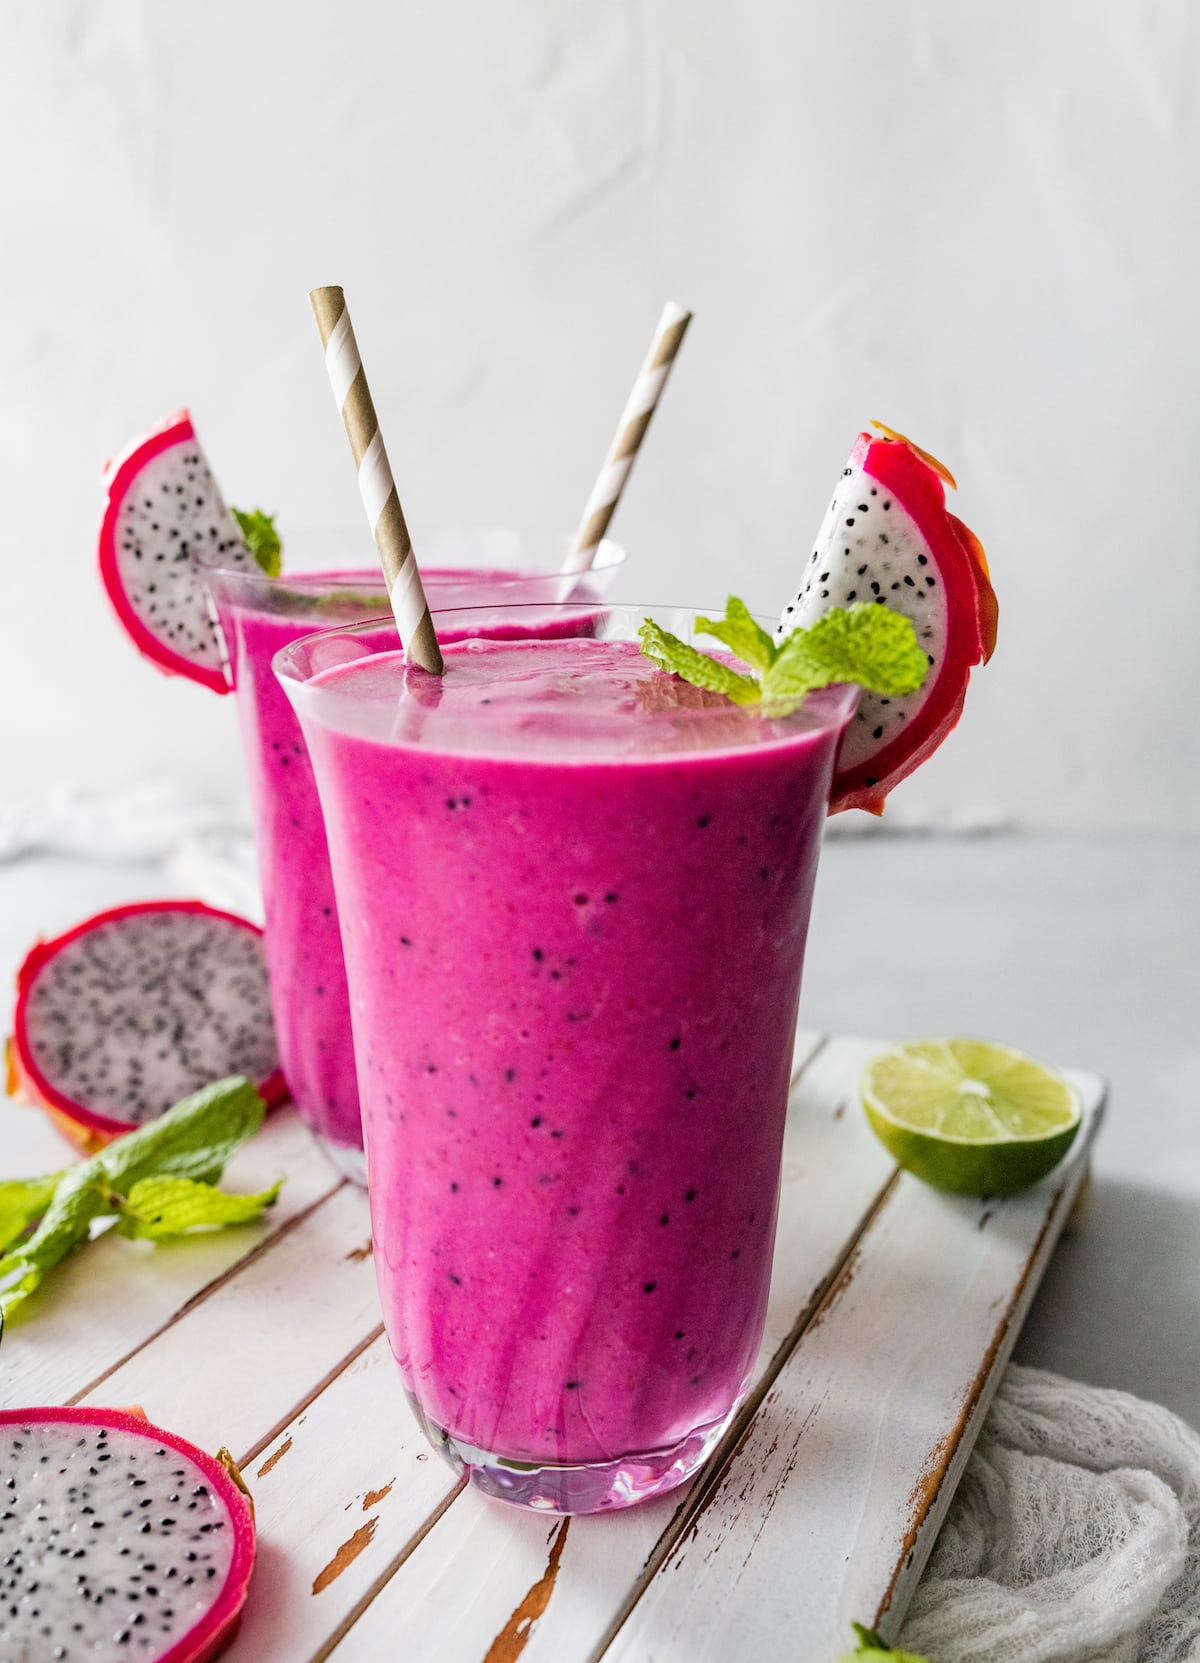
[0,1405,255,1663]
[8,901,285,1152]
[779,425,997,815]
[98,411,255,694]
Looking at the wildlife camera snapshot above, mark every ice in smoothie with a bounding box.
[208,549,623,1183]
[279,609,856,1510]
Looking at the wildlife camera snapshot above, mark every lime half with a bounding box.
[862,1038,1081,1196]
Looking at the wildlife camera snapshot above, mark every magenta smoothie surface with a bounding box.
[211,556,619,1180]
[284,625,855,1494]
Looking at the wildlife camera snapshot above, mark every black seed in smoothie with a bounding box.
[643,1281,657,1294]
[322,906,332,916]
[669,1036,681,1052]
[566,1206,581,1217]
[685,1088,697,1100]
[690,1375,702,1387]
[659,1214,670,1226]
[685,1188,696,1202]
[674,1330,685,1340]
[531,1116,543,1128]
[450,1182,459,1193]
[573,893,588,906]
[400,936,412,947]
[565,1380,580,1390]
[448,1274,461,1285]
[731,1249,741,1259]
[532,948,544,962]
[550,1130,563,1139]
[426,1064,437,1074]
[492,1176,503,1188]
[697,814,711,828]
[505,1068,516,1083]
[758,867,770,882]
[604,892,618,904]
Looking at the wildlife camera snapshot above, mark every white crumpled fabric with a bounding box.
[900,1365,1200,1663]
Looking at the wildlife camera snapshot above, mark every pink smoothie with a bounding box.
[285,629,855,1497]
[213,566,616,1182]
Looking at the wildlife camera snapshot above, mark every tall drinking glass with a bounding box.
[204,538,625,1183]
[276,604,856,1513]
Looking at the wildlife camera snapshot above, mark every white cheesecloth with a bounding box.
[899,1365,1200,1662]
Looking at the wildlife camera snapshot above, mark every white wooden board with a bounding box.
[0,1037,1105,1663]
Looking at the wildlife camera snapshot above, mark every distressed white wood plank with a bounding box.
[604,1069,1106,1663]
[77,1180,377,1460]
[0,1106,343,1408]
[326,1036,901,1663]
[220,1334,458,1663]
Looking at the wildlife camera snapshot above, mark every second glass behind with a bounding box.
[205,535,625,1182]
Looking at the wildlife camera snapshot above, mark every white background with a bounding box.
[2,0,1198,830]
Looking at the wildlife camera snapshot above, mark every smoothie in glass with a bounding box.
[205,540,624,1183]
[277,604,856,1511]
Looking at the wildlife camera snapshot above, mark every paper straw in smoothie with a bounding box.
[561,300,693,578]
[308,285,444,675]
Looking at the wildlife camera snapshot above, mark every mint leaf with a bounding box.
[695,597,778,674]
[762,605,928,703]
[0,1078,272,1320]
[231,507,282,577]
[638,619,761,705]
[97,1077,267,1192]
[838,1621,934,1662]
[0,1166,112,1316]
[638,598,928,714]
[118,1176,283,1240]
[0,1174,66,1255]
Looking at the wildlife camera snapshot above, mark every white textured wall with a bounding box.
[3,1,1198,829]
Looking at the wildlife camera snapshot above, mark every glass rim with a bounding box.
[272,600,861,756]
[196,533,628,589]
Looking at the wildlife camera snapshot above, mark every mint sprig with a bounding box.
[0,1078,282,1319]
[839,1622,933,1662]
[231,507,283,577]
[639,597,929,710]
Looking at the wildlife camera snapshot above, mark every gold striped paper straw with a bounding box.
[308,285,444,675]
[561,300,693,577]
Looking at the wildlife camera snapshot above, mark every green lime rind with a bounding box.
[861,1038,1082,1197]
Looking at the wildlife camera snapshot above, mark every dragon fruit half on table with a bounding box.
[7,900,285,1153]
[0,1405,255,1663]
[779,424,998,815]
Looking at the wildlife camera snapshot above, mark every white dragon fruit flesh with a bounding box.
[0,1405,255,1663]
[8,900,285,1152]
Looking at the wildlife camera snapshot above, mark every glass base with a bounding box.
[315,1133,367,1188]
[409,1393,738,1514]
